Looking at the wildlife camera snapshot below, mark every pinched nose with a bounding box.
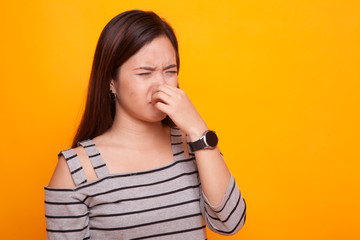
[149,85,160,104]
[149,72,171,103]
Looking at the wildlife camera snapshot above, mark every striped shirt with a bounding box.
[44,127,246,239]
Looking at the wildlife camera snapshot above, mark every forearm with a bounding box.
[188,127,231,206]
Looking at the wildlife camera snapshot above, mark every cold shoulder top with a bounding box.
[44,127,246,239]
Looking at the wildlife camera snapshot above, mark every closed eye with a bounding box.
[166,71,177,74]
[137,72,151,76]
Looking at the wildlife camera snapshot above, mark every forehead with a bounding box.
[125,36,176,67]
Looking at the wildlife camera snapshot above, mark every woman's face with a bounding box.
[110,36,178,123]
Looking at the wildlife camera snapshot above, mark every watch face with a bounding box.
[205,131,218,147]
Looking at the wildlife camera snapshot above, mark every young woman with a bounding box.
[45,10,246,239]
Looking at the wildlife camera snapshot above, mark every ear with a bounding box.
[110,79,116,93]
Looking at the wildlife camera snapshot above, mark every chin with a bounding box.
[150,112,168,122]
[141,105,168,123]
[137,109,165,122]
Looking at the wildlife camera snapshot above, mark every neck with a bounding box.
[105,111,169,148]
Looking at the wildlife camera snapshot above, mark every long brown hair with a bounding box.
[72,10,179,148]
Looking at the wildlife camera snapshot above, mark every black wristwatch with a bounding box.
[189,130,218,152]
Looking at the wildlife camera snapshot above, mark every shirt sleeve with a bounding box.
[200,174,246,235]
[44,187,90,240]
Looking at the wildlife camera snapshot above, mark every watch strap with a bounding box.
[189,138,206,152]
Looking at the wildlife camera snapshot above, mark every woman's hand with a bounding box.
[152,84,208,140]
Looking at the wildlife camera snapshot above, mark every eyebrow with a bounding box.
[133,64,177,71]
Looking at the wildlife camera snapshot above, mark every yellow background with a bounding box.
[0,0,359,239]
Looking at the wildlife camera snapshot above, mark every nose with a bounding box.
[154,71,166,85]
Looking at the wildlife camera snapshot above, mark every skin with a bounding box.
[48,35,230,206]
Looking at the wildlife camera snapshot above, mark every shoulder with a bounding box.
[47,146,97,189]
[47,152,76,189]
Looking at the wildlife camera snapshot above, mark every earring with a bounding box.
[109,90,117,101]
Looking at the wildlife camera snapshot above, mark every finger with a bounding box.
[154,101,174,116]
[154,85,186,104]
[162,84,181,94]
[153,84,178,96]
[152,85,171,97]
[151,91,174,105]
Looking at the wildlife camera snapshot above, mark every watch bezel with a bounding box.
[203,130,218,149]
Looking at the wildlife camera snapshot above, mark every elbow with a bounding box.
[225,201,247,235]
[229,203,246,235]
[230,197,247,235]
[207,197,247,236]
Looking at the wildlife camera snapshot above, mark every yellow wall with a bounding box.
[0,0,359,239]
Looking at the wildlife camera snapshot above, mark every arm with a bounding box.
[153,84,246,234]
[187,127,231,206]
[45,156,90,239]
[153,84,234,204]
[199,173,246,235]
[184,134,246,235]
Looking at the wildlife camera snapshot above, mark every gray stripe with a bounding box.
[59,149,87,186]
[78,139,110,178]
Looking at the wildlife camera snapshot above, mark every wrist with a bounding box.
[188,129,219,152]
[187,125,209,142]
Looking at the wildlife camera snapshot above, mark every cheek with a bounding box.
[117,80,143,103]
[168,75,178,87]
[126,87,146,100]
